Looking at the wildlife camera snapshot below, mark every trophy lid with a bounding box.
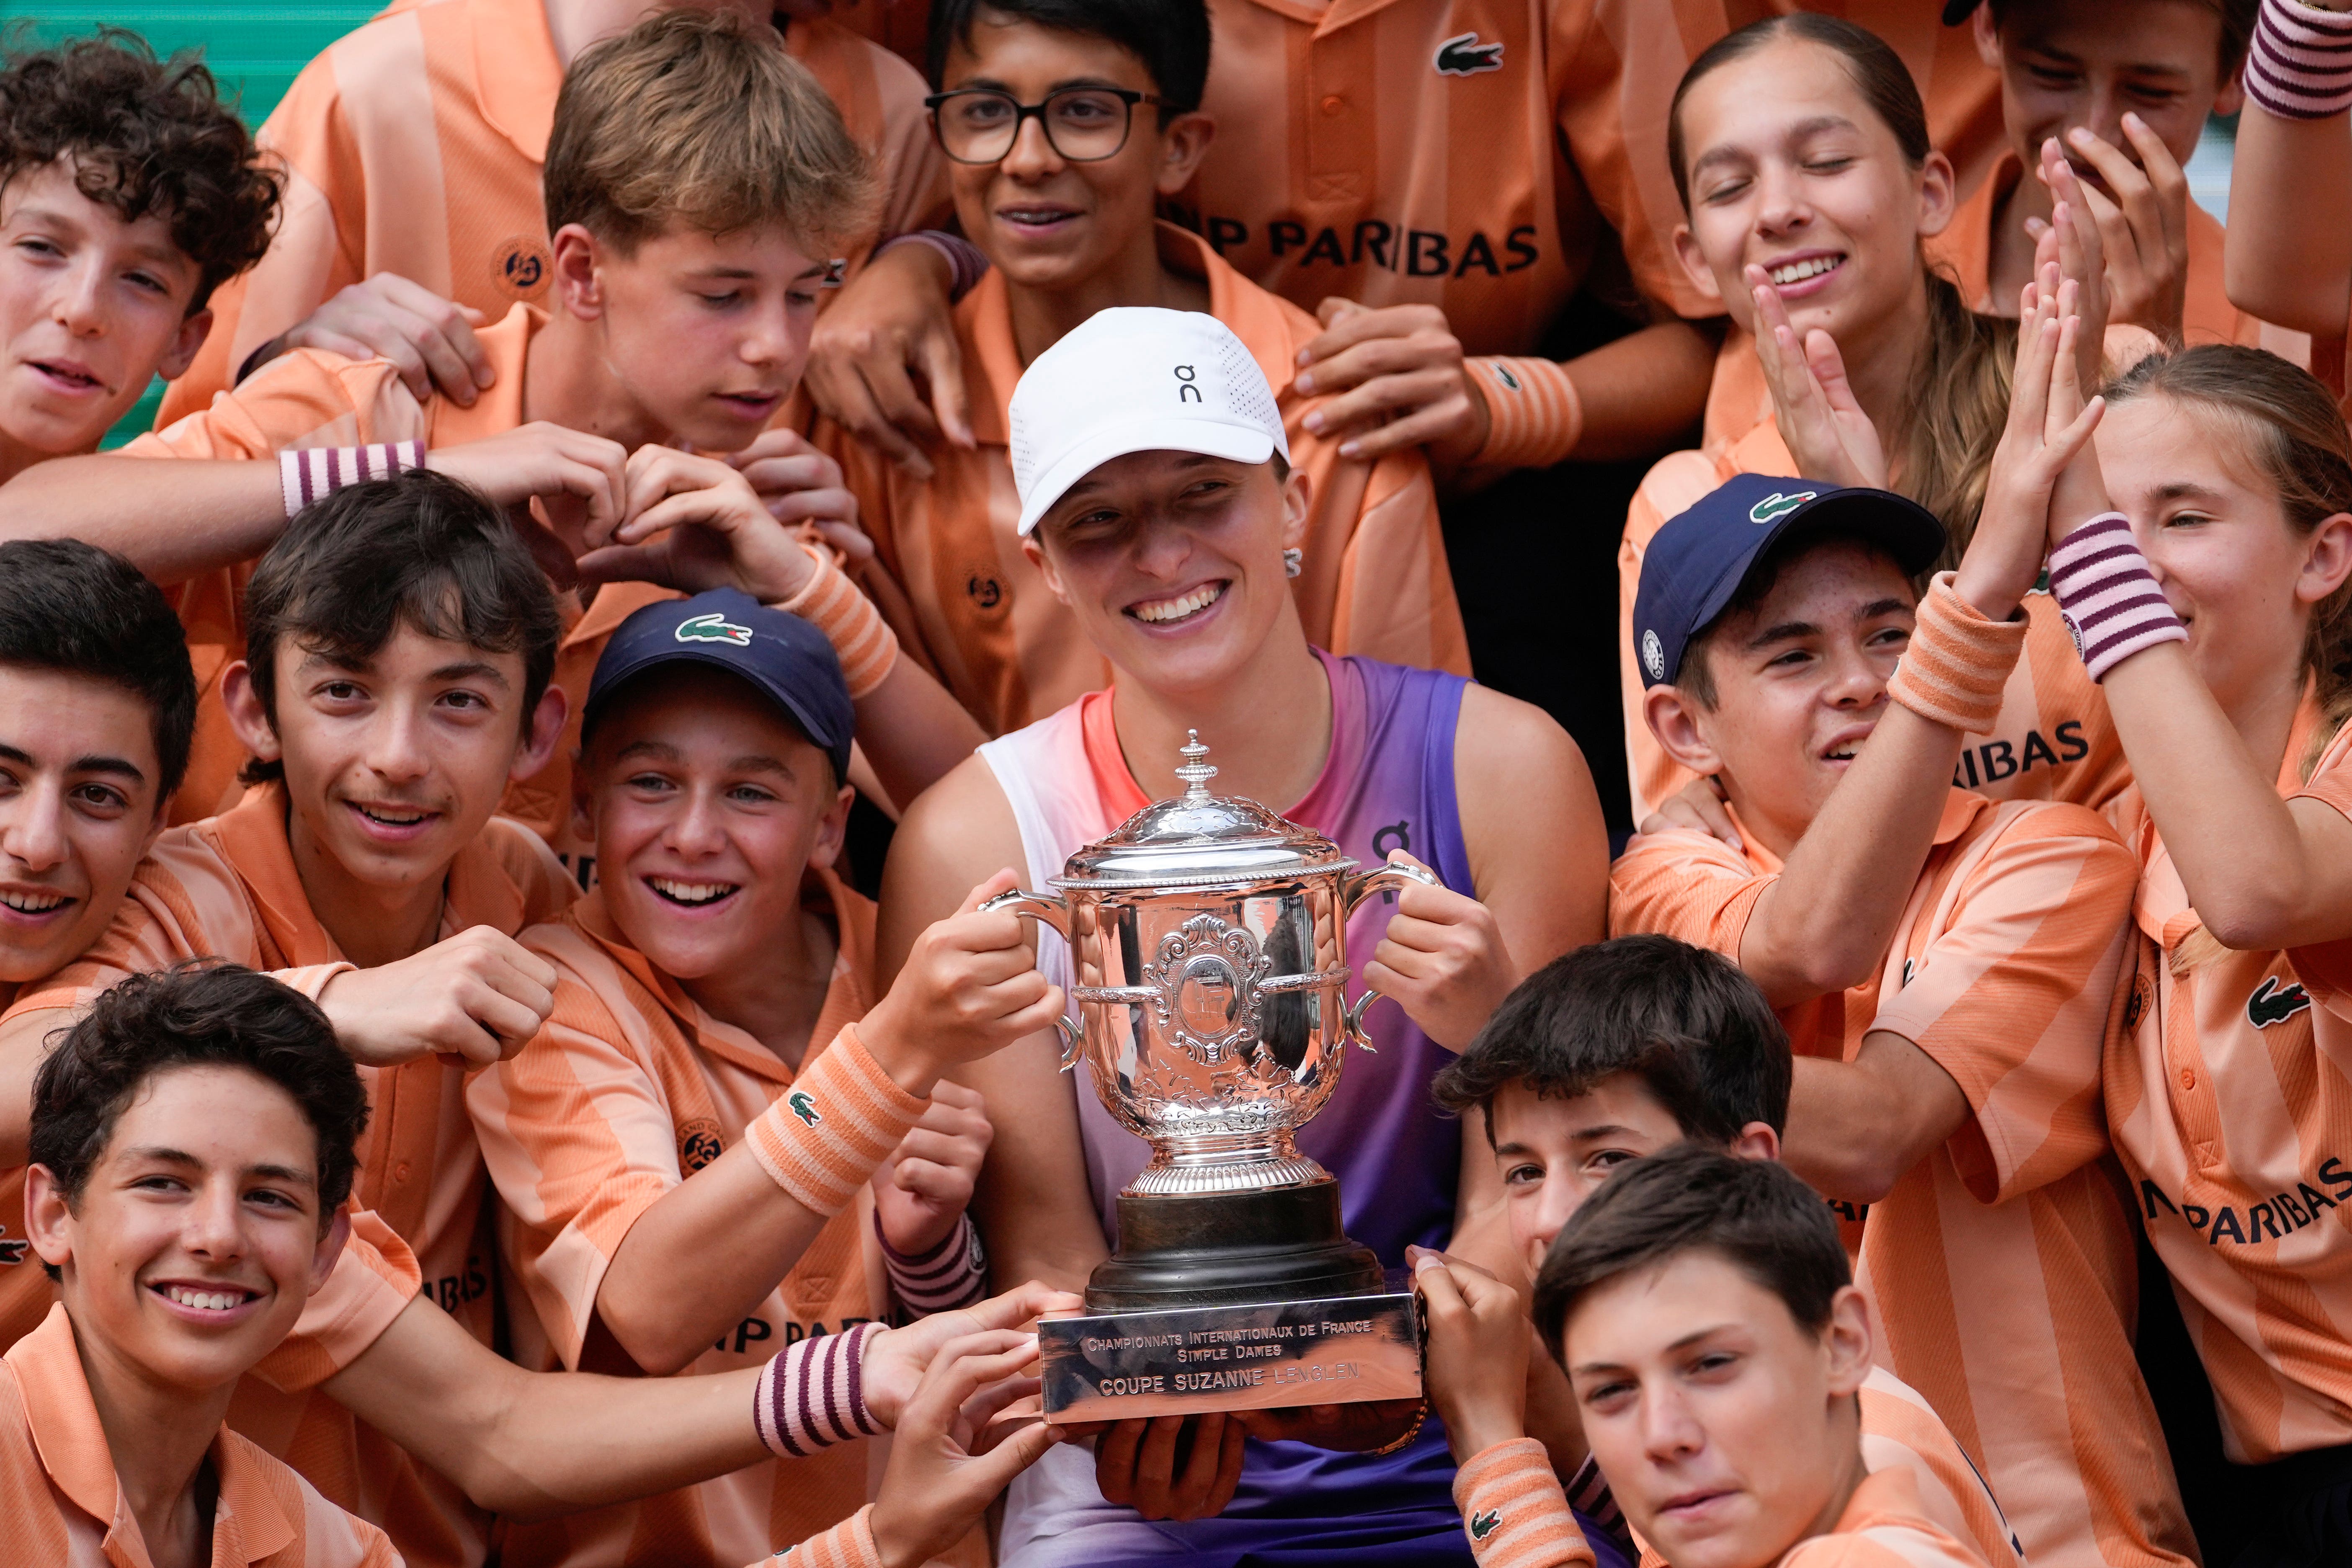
[1052,732,1358,890]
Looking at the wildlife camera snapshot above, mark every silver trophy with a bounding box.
[985,733,1432,1421]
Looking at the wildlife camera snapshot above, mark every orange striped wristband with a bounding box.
[1454,1438,1596,1568]
[779,540,898,699]
[1466,357,1584,471]
[766,1504,882,1567]
[745,1023,927,1217]
[1886,572,2027,735]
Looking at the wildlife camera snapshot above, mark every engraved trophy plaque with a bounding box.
[984,734,1432,1421]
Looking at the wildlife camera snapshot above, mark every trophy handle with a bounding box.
[979,889,1086,1073]
[1342,986,1386,1055]
[1340,859,1440,921]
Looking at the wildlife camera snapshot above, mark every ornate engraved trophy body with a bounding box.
[985,735,1429,1419]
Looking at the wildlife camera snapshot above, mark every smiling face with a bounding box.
[579,665,850,983]
[0,665,166,987]
[1671,38,1952,348]
[1645,537,1916,860]
[2096,395,2352,722]
[553,216,829,453]
[27,1063,336,1396]
[1977,0,2238,188]
[0,159,210,475]
[1023,449,1308,700]
[938,11,1211,291]
[229,622,556,895]
[1565,1252,1870,1568]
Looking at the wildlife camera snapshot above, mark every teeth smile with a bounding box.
[1769,256,1842,286]
[1132,583,1225,624]
[651,877,737,906]
[355,804,429,826]
[0,890,68,914]
[160,1285,249,1312]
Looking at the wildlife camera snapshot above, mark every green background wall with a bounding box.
[4,3,382,444]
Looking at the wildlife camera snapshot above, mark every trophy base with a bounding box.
[1086,1181,1386,1312]
[1038,1292,1422,1422]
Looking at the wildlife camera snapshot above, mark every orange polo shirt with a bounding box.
[814,222,1465,737]
[0,1305,400,1568]
[1776,1467,1996,1568]
[2105,701,2352,1465]
[1,782,575,1568]
[471,869,978,1567]
[1611,792,2195,1568]
[1615,421,2130,821]
[156,0,947,426]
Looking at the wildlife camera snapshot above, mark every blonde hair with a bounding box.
[544,9,876,256]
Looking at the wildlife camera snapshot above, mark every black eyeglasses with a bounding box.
[923,85,1163,165]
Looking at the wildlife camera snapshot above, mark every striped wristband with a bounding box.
[779,541,899,699]
[2248,0,2352,119]
[2048,513,2188,681]
[754,1322,886,1459]
[746,1024,928,1217]
[769,1506,883,1567]
[876,230,991,302]
[1465,356,1585,470]
[279,441,427,518]
[877,1210,988,1316]
[1453,1438,1593,1568]
[1886,572,2028,733]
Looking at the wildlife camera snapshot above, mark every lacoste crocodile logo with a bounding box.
[787,1089,822,1127]
[1749,490,1816,524]
[1434,32,1504,76]
[675,612,753,647]
[1470,1509,1502,1540]
[2248,976,2313,1030]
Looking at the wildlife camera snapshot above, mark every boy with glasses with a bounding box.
[809,0,1468,739]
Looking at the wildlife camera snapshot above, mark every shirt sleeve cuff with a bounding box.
[1453,1438,1597,1568]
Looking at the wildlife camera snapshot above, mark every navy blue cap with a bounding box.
[1632,475,1945,689]
[582,588,854,780]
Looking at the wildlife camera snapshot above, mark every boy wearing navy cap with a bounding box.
[465,588,1068,1566]
[1607,306,2194,1568]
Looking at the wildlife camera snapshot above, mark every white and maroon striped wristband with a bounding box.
[876,1211,988,1317]
[2048,513,2188,681]
[753,1320,886,1459]
[2248,0,2352,120]
[279,441,427,518]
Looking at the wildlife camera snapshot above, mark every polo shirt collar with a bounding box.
[6,1304,297,1565]
[964,220,1299,447]
[1228,0,1411,35]
[203,783,533,966]
[1727,789,1987,876]
[466,0,565,165]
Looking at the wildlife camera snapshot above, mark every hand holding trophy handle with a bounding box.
[978,888,1086,1072]
[1336,859,1442,1054]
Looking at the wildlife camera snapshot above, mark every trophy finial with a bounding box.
[1175,730,1217,799]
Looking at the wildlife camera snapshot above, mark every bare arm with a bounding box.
[2226,30,2352,336]
[877,758,1105,1295]
[0,456,283,581]
[1558,318,1721,464]
[1780,1030,1973,1205]
[322,1293,767,1520]
[850,656,988,813]
[1452,684,1611,966]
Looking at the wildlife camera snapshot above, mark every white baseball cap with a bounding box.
[1008,307,1291,536]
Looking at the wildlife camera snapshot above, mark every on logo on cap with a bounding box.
[1748,490,1816,525]
[674,612,753,647]
[1641,628,1666,681]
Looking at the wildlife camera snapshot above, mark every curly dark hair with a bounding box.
[0,28,280,309]
[31,962,368,1280]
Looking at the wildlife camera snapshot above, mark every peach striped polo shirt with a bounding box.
[1615,421,2130,821]
[1,782,574,1568]
[2104,700,2352,1464]
[1610,791,2196,1568]
[156,0,947,426]
[0,1304,400,1568]
[812,222,1466,738]
[470,870,983,1568]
